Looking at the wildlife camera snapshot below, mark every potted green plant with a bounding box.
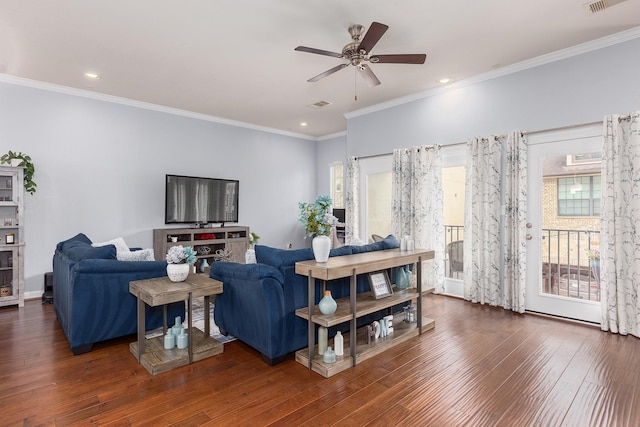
[0,151,37,194]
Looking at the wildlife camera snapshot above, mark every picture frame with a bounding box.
[368,270,393,299]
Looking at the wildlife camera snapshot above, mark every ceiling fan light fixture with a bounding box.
[295,21,425,88]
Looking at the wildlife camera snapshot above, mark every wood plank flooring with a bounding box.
[2,295,639,426]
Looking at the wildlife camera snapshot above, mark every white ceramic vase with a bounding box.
[312,235,331,263]
[167,263,189,282]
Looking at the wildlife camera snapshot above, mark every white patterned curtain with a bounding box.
[391,145,445,293]
[464,132,527,312]
[345,156,360,244]
[601,111,640,336]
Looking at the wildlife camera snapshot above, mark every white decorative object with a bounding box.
[245,248,256,264]
[318,326,328,355]
[312,235,331,262]
[334,331,344,356]
[167,263,189,282]
[372,321,381,339]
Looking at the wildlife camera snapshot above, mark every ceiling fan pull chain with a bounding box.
[354,67,358,101]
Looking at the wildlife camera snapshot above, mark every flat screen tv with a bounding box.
[165,174,239,226]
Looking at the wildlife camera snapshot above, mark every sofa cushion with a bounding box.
[211,261,284,283]
[329,245,353,257]
[57,233,92,252]
[255,245,314,268]
[255,244,355,269]
[64,240,117,261]
[351,234,400,253]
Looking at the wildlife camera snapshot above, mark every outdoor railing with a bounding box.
[542,228,600,302]
[444,225,601,302]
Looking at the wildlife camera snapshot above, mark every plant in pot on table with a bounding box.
[166,245,197,282]
[298,195,339,263]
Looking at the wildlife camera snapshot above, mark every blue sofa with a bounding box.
[209,235,401,364]
[53,233,184,355]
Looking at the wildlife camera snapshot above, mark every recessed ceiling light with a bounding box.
[439,78,451,84]
[84,72,100,80]
[300,122,308,127]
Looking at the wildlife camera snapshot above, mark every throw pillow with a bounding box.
[64,241,117,261]
[92,237,129,253]
[117,248,155,262]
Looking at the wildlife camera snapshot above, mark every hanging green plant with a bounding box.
[0,151,37,194]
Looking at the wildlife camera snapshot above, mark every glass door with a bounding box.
[526,125,602,323]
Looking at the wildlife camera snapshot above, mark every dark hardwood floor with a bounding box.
[2,294,639,426]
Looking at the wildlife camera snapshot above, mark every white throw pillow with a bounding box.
[92,237,129,253]
[117,248,155,262]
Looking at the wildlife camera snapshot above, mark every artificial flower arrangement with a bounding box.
[586,249,600,260]
[298,195,339,238]
[166,245,197,265]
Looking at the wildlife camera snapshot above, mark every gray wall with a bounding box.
[344,37,640,156]
[0,81,317,295]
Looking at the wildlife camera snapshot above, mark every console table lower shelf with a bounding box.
[294,312,435,378]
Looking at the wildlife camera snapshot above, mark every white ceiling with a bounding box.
[1,0,639,138]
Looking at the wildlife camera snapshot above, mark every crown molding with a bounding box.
[345,26,640,120]
[317,131,347,141]
[0,73,317,141]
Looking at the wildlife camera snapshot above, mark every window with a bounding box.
[557,175,600,216]
[330,161,344,208]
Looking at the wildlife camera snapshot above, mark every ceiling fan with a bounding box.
[295,22,426,87]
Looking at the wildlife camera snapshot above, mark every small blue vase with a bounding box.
[395,266,410,289]
[200,258,210,273]
[318,290,337,315]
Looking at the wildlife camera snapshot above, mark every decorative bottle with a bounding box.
[177,331,188,349]
[318,290,337,315]
[334,331,344,356]
[323,346,336,364]
[171,316,182,336]
[164,333,175,349]
[200,258,210,273]
[318,326,328,355]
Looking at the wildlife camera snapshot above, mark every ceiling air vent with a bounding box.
[584,0,626,13]
[307,100,332,109]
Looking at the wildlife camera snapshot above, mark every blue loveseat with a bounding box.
[209,235,401,364]
[53,233,184,354]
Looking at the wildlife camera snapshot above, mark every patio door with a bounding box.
[525,125,602,324]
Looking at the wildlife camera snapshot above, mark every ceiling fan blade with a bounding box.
[358,22,388,54]
[370,54,427,64]
[295,46,342,58]
[308,63,349,82]
[358,64,381,87]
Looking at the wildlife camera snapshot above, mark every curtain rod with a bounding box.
[353,118,616,160]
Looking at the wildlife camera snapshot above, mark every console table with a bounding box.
[129,273,223,375]
[294,248,435,377]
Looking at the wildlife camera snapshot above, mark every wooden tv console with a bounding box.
[153,226,250,271]
[294,248,435,378]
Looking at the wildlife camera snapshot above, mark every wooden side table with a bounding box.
[129,273,223,375]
